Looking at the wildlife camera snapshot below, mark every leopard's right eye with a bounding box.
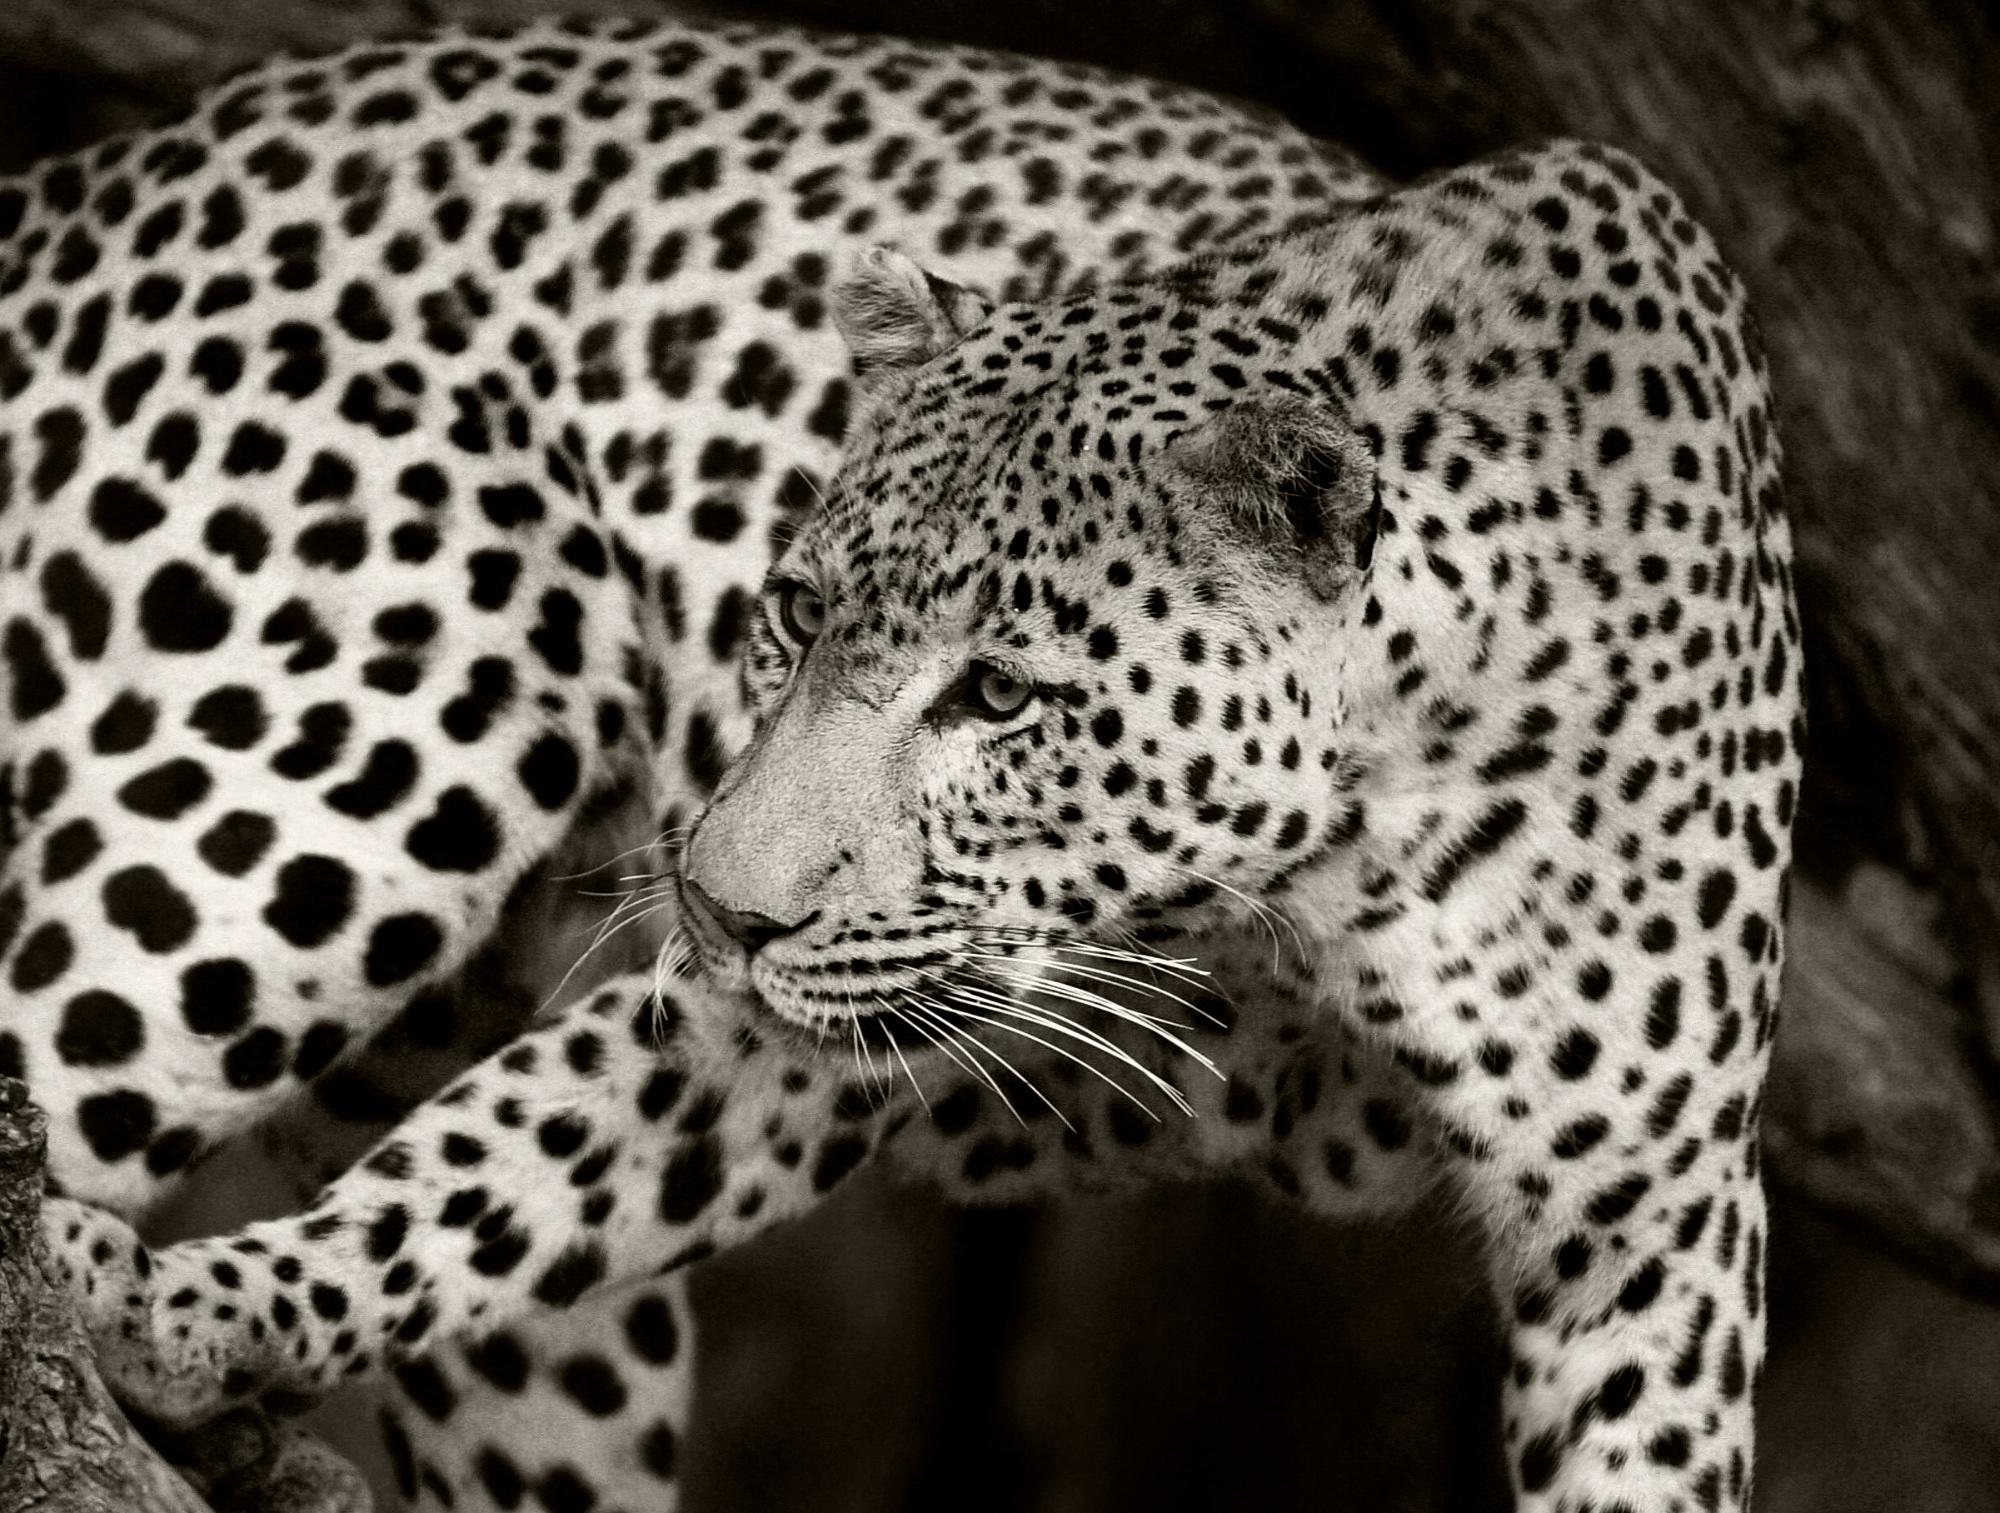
[965,661,1034,720]
[775,581,826,646]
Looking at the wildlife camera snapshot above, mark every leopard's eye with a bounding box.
[966,662,1034,720]
[775,581,826,645]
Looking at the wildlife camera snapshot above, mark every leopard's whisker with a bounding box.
[1169,863,1305,967]
[955,954,1194,1054]
[848,1012,874,1091]
[938,959,1182,1063]
[934,979,1174,1118]
[550,827,689,883]
[1064,934,1215,990]
[924,962,1158,1060]
[878,1003,932,1113]
[575,877,679,900]
[544,889,676,1012]
[901,1003,1029,1128]
[968,925,1216,995]
[901,999,1013,1114]
[650,927,697,1003]
[929,1005,1079,1133]
[642,929,696,1046]
[956,956,1222,1082]
[889,990,991,1106]
[856,1005,893,1094]
[1110,923,1208,978]
[958,942,1213,1023]
[589,879,672,925]
[942,968,1193,1114]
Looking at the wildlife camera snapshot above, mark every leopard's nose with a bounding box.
[682,878,813,954]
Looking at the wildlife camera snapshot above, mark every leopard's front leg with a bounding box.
[1367,936,1770,1513]
[1469,1120,1761,1513]
[52,969,914,1429]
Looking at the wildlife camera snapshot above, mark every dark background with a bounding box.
[6,2,2000,1508]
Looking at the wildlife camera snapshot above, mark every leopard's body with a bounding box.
[0,16,1798,1513]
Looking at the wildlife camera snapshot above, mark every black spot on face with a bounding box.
[1697,868,1737,929]
[90,691,157,754]
[1518,1429,1563,1493]
[529,589,585,675]
[221,421,287,477]
[335,280,394,342]
[296,518,368,571]
[393,1358,456,1422]
[366,1202,410,1261]
[145,1125,202,1176]
[21,751,68,819]
[478,483,545,528]
[223,1027,287,1088]
[467,550,521,611]
[41,818,103,884]
[31,407,86,501]
[270,703,352,781]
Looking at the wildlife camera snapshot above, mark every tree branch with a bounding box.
[0,1077,212,1511]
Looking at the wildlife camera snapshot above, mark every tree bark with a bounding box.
[0,1079,373,1513]
[0,1076,213,1512]
[0,0,1996,1289]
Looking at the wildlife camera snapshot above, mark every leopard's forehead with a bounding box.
[794,373,1210,660]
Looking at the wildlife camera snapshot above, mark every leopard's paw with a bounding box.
[44,1198,255,1428]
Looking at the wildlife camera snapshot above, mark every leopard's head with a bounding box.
[677,246,1390,1043]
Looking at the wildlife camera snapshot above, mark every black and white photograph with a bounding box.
[0,2,1994,1510]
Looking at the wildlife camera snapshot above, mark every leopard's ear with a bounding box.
[1166,398,1382,602]
[832,246,994,391]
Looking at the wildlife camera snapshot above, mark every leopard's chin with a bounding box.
[744,984,938,1062]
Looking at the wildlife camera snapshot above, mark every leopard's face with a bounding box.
[676,317,1370,1037]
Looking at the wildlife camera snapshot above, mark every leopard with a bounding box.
[0,14,1801,1513]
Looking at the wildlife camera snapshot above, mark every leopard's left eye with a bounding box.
[966,662,1034,720]
[775,581,826,645]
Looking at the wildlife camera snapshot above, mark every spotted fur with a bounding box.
[1,16,1798,1513]
[679,148,1800,1509]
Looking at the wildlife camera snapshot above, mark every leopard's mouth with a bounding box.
[671,874,952,1057]
[743,995,938,1062]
